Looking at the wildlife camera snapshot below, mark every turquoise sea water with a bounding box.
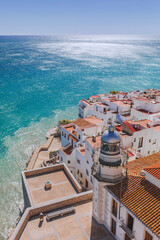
[0,35,160,238]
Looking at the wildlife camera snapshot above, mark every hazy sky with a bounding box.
[0,0,160,35]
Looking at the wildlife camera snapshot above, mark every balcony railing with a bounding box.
[120,220,135,239]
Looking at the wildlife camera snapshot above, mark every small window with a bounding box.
[148,151,150,154]
[64,133,66,138]
[62,131,64,136]
[77,169,79,174]
[77,159,80,164]
[127,213,134,231]
[67,135,69,140]
[80,173,83,178]
[144,230,153,240]
[67,160,70,164]
[87,160,89,164]
[111,218,116,235]
[86,169,89,176]
[85,179,88,188]
[61,157,63,162]
[149,139,151,143]
[138,137,143,148]
[134,138,136,142]
[80,181,83,185]
[78,135,81,139]
[112,198,118,217]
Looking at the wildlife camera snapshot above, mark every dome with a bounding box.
[101,126,120,144]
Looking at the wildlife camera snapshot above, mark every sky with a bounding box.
[0,0,160,35]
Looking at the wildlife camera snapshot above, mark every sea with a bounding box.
[0,35,160,239]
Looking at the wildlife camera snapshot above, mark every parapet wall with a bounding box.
[22,163,82,208]
[10,190,93,240]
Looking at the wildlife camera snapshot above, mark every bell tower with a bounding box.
[93,126,123,224]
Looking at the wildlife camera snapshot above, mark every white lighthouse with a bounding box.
[93,125,123,224]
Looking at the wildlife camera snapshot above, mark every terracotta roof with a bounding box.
[123,121,136,133]
[107,176,160,237]
[74,118,96,128]
[87,135,101,149]
[116,125,122,131]
[126,152,160,176]
[90,95,100,98]
[145,163,160,180]
[81,99,92,105]
[85,116,103,124]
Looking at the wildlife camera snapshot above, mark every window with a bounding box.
[67,160,70,164]
[148,151,150,154]
[111,218,116,235]
[67,135,69,140]
[149,139,151,143]
[78,135,81,139]
[101,142,120,153]
[112,198,118,217]
[85,179,88,188]
[62,131,64,136]
[80,173,83,178]
[61,157,63,162]
[80,181,83,185]
[153,139,156,144]
[127,213,134,231]
[87,160,89,164]
[138,137,143,148]
[64,133,66,138]
[77,159,80,164]
[144,230,153,240]
[134,138,136,142]
[77,169,79,174]
[86,169,89,176]
[96,106,98,111]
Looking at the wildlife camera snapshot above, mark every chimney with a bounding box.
[92,135,96,142]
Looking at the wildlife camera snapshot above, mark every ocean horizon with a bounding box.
[0,35,160,239]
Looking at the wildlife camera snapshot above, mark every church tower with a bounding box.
[93,126,123,224]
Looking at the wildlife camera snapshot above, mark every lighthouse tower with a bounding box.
[93,126,123,224]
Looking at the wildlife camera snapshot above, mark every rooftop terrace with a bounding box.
[22,164,82,207]
[19,200,114,240]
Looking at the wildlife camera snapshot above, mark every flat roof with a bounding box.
[19,200,114,240]
[23,164,82,206]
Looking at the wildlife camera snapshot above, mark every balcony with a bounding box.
[120,220,135,239]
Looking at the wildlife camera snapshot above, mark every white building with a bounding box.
[116,120,160,157]
[131,97,160,121]
[59,117,104,189]
[92,127,160,240]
